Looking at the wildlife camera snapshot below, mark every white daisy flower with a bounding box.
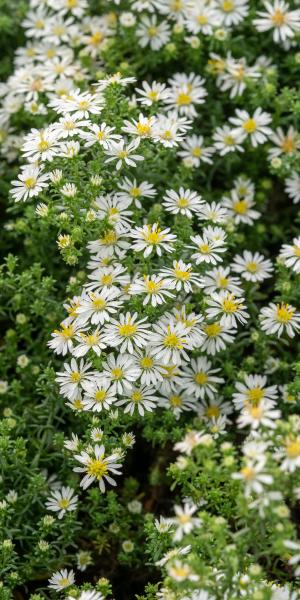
[177,135,215,167]
[201,320,237,355]
[200,266,242,296]
[104,139,144,171]
[81,122,121,149]
[268,126,300,159]
[45,486,78,519]
[212,0,249,26]
[74,444,122,492]
[159,259,202,293]
[55,358,95,401]
[170,503,202,542]
[159,391,198,418]
[279,237,300,273]
[131,349,163,386]
[75,289,123,327]
[165,72,207,117]
[129,222,177,257]
[85,264,130,293]
[260,302,300,338]
[93,195,133,233]
[222,191,260,225]
[162,187,204,217]
[253,0,300,43]
[150,320,190,365]
[48,322,79,356]
[185,1,221,35]
[136,15,171,50]
[117,385,158,416]
[197,201,229,223]
[102,312,151,353]
[231,251,273,282]
[230,107,272,147]
[206,291,249,328]
[135,80,170,106]
[101,353,141,394]
[11,165,49,202]
[81,379,117,412]
[232,458,273,495]
[129,274,174,307]
[237,399,281,429]
[117,177,157,209]
[233,374,278,409]
[213,125,245,155]
[189,234,226,265]
[48,569,75,591]
[284,172,300,204]
[180,357,224,400]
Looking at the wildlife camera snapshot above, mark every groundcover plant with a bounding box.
[1,0,300,599]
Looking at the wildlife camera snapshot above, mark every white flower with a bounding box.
[129,223,177,257]
[45,486,78,519]
[150,320,189,365]
[48,569,75,591]
[122,113,156,138]
[156,545,191,567]
[212,0,249,26]
[232,458,273,495]
[68,590,103,600]
[177,135,215,166]
[135,80,170,106]
[197,201,228,223]
[129,274,174,307]
[170,503,202,542]
[74,444,122,492]
[285,172,300,204]
[75,289,123,326]
[279,237,300,273]
[11,166,49,202]
[206,291,249,328]
[260,302,300,337]
[159,260,202,293]
[237,399,281,429]
[279,437,300,472]
[82,379,117,412]
[72,328,107,358]
[154,515,173,533]
[159,391,198,417]
[82,122,121,149]
[230,108,272,146]
[117,177,157,209]
[174,430,206,455]
[117,385,158,416]
[102,312,150,353]
[233,374,278,409]
[180,357,224,400]
[200,266,242,296]
[101,353,141,394]
[213,125,244,155]
[136,15,171,51]
[253,0,300,42]
[189,233,226,265]
[162,187,203,217]
[165,72,207,117]
[231,251,273,282]
[167,560,199,582]
[104,138,144,170]
[152,112,190,147]
[55,358,95,400]
[185,1,221,35]
[93,194,133,233]
[131,350,162,386]
[222,191,260,225]
[268,126,300,159]
[22,126,61,162]
[48,322,79,356]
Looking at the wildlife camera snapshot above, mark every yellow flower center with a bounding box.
[90,31,104,45]
[58,498,70,509]
[178,514,190,524]
[131,391,142,402]
[233,199,248,214]
[248,405,263,419]
[240,466,255,481]
[145,279,161,293]
[177,197,189,208]
[217,276,229,288]
[148,26,158,37]
[24,177,37,189]
[87,458,108,479]
[199,243,210,253]
[247,387,264,405]
[144,226,165,245]
[164,329,185,349]
[286,439,300,458]
[197,14,208,24]
[58,577,71,587]
[205,405,220,418]
[111,367,123,379]
[281,137,296,153]
[95,390,107,403]
[118,323,137,337]
[137,122,151,136]
[140,356,154,369]
[177,92,192,106]
[194,372,208,385]
[70,371,81,383]
[92,297,106,310]
[276,303,295,323]
[38,140,50,151]
[271,9,286,26]
[246,261,258,272]
[221,296,239,313]
[293,246,300,257]
[170,394,182,407]
[67,0,77,7]
[204,322,222,337]
[102,230,117,245]
[35,19,45,29]
[222,0,234,11]
[148,90,158,100]
[130,186,141,197]
[224,135,235,145]
[174,265,191,280]
[243,118,257,134]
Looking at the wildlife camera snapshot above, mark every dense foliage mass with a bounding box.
[1,0,300,599]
